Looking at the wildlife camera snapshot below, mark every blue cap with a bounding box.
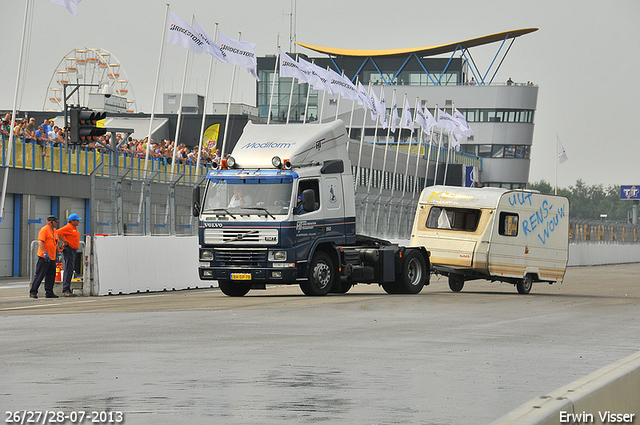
[68,213,82,221]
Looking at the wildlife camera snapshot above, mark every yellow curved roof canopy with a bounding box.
[295,28,538,58]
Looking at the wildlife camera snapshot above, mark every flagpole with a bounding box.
[412,98,423,198]
[354,82,371,191]
[143,4,170,174]
[266,39,280,125]
[170,15,196,174]
[555,134,559,195]
[0,0,31,222]
[386,93,407,237]
[365,84,383,193]
[443,102,456,185]
[286,53,299,124]
[434,105,443,185]
[362,84,382,230]
[424,113,435,188]
[302,66,311,124]
[401,97,417,200]
[195,23,220,176]
[318,66,329,124]
[346,75,359,149]
[221,32,242,158]
[374,88,394,236]
[334,70,346,122]
[443,131,451,185]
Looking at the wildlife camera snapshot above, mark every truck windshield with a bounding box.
[202,179,293,215]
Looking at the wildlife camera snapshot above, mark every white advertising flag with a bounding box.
[378,88,388,129]
[167,11,205,54]
[357,82,373,110]
[415,101,436,134]
[279,49,308,83]
[453,108,473,136]
[558,139,568,164]
[390,92,399,133]
[327,68,359,102]
[437,108,457,132]
[218,31,260,80]
[401,98,413,132]
[193,20,227,63]
[42,0,82,15]
[369,88,381,121]
[451,131,462,151]
[297,57,331,93]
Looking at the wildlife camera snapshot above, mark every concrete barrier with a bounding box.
[568,244,640,266]
[491,350,640,425]
[86,236,639,295]
[91,235,215,295]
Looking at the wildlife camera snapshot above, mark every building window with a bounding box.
[458,108,535,123]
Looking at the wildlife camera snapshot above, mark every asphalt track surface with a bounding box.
[1,263,639,425]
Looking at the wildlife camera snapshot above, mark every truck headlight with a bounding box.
[268,251,287,261]
[200,249,214,261]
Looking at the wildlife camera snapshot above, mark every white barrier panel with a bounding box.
[491,350,640,425]
[93,235,215,295]
[568,244,640,266]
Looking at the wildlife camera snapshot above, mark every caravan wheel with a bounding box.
[448,274,465,292]
[517,274,534,294]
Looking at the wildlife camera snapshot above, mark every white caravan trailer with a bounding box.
[410,185,569,294]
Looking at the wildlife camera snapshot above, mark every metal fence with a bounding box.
[570,219,640,244]
[90,164,201,237]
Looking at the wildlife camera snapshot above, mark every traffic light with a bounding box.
[69,107,107,145]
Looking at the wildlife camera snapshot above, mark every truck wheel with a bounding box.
[397,250,427,294]
[300,252,334,296]
[448,274,464,292]
[218,279,251,297]
[330,283,352,294]
[381,282,402,294]
[517,274,533,294]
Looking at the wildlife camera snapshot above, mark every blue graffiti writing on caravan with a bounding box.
[507,191,533,207]
[521,199,566,244]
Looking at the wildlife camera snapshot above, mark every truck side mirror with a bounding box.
[192,185,201,217]
[302,189,315,213]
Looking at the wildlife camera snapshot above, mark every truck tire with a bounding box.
[517,274,533,294]
[381,282,402,294]
[330,282,352,294]
[300,251,334,296]
[397,250,427,294]
[448,274,464,292]
[218,279,251,297]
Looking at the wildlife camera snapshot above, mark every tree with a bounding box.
[528,180,632,221]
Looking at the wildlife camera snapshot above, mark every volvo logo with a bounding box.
[204,222,223,228]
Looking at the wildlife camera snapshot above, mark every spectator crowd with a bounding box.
[1,112,221,167]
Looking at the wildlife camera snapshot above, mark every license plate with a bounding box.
[231,273,252,280]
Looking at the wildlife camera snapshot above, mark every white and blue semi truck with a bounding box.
[192,120,430,296]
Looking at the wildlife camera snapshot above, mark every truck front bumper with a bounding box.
[198,265,299,282]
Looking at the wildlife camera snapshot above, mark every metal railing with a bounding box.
[2,136,211,183]
[570,219,640,244]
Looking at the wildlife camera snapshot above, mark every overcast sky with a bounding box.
[2,0,639,188]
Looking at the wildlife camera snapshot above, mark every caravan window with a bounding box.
[426,207,480,232]
[499,212,519,237]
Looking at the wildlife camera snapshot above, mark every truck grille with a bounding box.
[204,228,278,245]
[214,248,268,267]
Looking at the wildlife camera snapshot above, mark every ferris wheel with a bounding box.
[44,47,137,113]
